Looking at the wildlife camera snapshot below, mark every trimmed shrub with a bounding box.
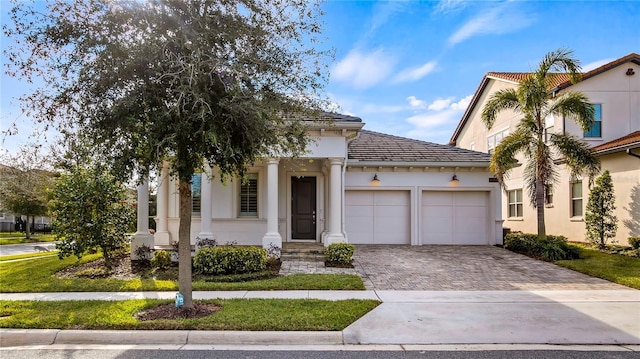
[629,237,640,250]
[151,250,172,269]
[193,246,267,275]
[325,243,355,264]
[504,233,579,261]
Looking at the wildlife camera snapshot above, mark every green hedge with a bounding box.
[629,237,640,250]
[325,243,355,264]
[504,233,580,261]
[194,246,267,275]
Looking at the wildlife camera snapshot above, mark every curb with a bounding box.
[0,329,344,347]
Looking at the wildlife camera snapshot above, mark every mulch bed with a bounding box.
[55,252,140,280]
[135,303,221,321]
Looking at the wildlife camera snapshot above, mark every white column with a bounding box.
[262,158,282,248]
[325,158,345,246]
[198,165,214,240]
[131,175,154,260]
[154,162,171,246]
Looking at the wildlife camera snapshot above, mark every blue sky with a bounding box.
[1,0,639,155]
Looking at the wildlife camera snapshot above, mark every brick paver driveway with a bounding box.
[352,245,626,291]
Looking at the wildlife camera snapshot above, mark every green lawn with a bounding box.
[0,233,57,245]
[0,298,380,330]
[0,252,58,261]
[0,255,365,292]
[556,246,640,289]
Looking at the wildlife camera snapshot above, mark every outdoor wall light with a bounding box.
[372,173,380,183]
[451,174,460,183]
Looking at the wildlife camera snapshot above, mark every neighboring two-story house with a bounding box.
[449,53,640,244]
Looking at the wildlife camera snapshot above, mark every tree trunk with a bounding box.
[25,215,32,240]
[178,179,194,308]
[103,245,112,271]
[536,175,546,240]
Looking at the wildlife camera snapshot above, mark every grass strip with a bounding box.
[0,255,364,292]
[0,298,379,330]
[0,234,57,245]
[556,246,640,289]
[0,252,59,261]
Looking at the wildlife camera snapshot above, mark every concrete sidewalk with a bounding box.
[1,289,639,347]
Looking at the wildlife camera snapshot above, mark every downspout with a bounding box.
[627,147,640,160]
[342,131,361,241]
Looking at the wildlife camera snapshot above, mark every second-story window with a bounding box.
[584,104,602,138]
[487,128,509,154]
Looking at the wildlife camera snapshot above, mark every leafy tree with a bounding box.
[5,0,329,307]
[481,49,600,240]
[0,145,54,240]
[585,170,618,249]
[50,166,134,270]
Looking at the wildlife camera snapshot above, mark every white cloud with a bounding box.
[393,61,437,83]
[332,48,396,89]
[406,96,426,109]
[448,4,535,46]
[450,95,473,110]
[582,58,614,72]
[433,0,468,14]
[406,110,456,129]
[427,97,454,111]
[369,1,411,34]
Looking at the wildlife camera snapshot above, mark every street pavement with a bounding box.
[0,242,57,256]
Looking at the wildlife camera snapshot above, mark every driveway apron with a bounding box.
[344,245,640,345]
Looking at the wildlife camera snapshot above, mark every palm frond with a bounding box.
[536,48,582,84]
[481,88,519,130]
[523,143,556,207]
[551,133,601,184]
[489,129,531,190]
[547,91,595,131]
[517,76,548,114]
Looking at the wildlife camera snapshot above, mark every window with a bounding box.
[191,173,201,215]
[487,128,509,154]
[571,181,583,217]
[584,104,602,138]
[239,173,258,217]
[545,185,553,206]
[544,114,555,143]
[508,189,523,218]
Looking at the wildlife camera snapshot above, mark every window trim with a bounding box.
[487,127,509,154]
[238,173,259,218]
[570,181,583,218]
[507,189,523,219]
[584,104,602,138]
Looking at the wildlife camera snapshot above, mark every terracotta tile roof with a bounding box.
[450,53,640,146]
[349,130,490,163]
[592,131,640,152]
[486,72,571,88]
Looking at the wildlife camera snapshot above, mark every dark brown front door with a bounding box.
[291,176,316,240]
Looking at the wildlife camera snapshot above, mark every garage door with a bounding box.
[422,191,489,245]
[345,191,410,244]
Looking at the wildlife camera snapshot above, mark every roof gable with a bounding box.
[449,53,640,145]
[349,130,490,164]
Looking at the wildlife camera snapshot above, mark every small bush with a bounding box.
[629,237,640,250]
[196,237,218,249]
[325,243,355,265]
[150,250,172,269]
[504,233,579,261]
[134,243,152,264]
[193,246,267,275]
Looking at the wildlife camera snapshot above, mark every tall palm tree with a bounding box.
[481,49,600,240]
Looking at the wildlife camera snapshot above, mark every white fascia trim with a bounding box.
[346,161,490,168]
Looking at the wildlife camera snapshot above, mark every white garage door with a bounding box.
[345,190,410,244]
[422,191,489,245]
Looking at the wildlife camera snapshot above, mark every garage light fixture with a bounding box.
[451,174,459,183]
[372,173,380,183]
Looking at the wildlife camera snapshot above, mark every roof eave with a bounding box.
[346,160,491,168]
[449,76,490,146]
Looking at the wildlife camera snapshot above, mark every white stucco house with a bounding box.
[449,53,640,244]
[131,113,503,254]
